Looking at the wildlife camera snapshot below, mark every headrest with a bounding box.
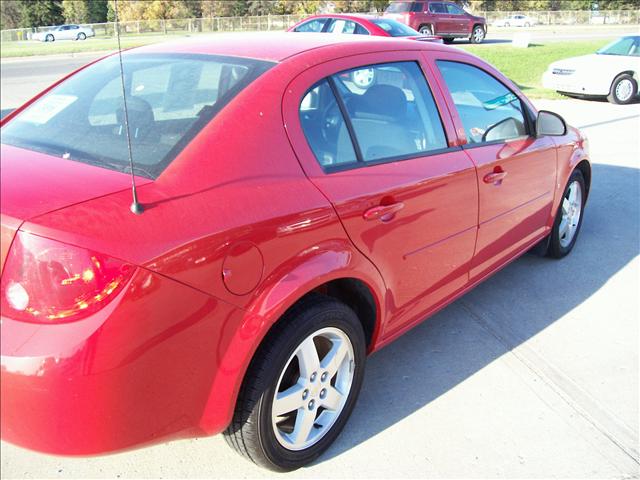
[351,84,407,121]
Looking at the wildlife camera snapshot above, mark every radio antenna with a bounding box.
[114,0,143,215]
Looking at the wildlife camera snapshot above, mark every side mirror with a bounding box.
[536,110,567,137]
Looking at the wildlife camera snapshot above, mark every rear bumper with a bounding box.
[1,268,245,455]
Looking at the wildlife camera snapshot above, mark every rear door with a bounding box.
[426,52,557,281]
[284,52,478,336]
[427,2,455,34]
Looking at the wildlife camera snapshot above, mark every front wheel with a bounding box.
[45,34,54,42]
[548,169,586,258]
[470,25,485,43]
[224,295,366,472]
[607,74,638,105]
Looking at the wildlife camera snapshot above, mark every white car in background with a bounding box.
[543,35,640,104]
[492,15,537,27]
[33,24,95,42]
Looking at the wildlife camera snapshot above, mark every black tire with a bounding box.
[77,32,86,40]
[443,38,455,44]
[547,169,586,258]
[524,22,531,27]
[224,294,366,472]
[607,74,638,105]
[470,25,485,43]
[504,22,510,27]
[419,25,433,35]
[46,34,54,42]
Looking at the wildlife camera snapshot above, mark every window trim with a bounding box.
[435,59,536,148]
[300,60,450,174]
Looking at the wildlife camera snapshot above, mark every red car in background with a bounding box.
[289,13,442,42]
[1,33,588,472]
[384,0,487,43]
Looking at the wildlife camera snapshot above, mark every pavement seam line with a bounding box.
[459,300,640,467]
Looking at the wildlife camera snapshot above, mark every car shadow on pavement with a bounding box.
[317,163,639,464]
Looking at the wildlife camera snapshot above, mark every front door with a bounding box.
[428,54,557,281]
[283,52,478,337]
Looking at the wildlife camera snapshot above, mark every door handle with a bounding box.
[363,202,405,222]
[483,169,508,185]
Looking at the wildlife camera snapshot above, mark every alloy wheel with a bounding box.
[271,327,355,451]
[559,180,583,248]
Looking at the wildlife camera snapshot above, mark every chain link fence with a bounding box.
[1,10,639,43]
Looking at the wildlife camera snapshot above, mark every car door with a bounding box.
[427,2,454,34]
[283,52,478,337]
[58,25,72,40]
[444,2,468,34]
[426,52,557,281]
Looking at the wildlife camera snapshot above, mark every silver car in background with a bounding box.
[33,24,95,42]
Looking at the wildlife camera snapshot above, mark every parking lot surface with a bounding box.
[0,63,638,478]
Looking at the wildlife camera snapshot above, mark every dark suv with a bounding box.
[384,1,487,43]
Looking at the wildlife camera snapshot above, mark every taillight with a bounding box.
[1,231,134,323]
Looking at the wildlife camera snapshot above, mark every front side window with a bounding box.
[299,61,447,170]
[445,3,464,14]
[411,2,425,12]
[1,54,273,178]
[294,18,328,32]
[437,60,527,144]
[429,3,446,14]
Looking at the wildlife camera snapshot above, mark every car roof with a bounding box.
[131,32,450,63]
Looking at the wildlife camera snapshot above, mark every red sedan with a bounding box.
[289,13,442,42]
[0,33,589,471]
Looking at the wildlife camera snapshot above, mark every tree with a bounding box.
[0,0,22,29]
[62,0,89,22]
[18,0,64,27]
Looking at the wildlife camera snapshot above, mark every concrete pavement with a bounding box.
[0,69,638,478]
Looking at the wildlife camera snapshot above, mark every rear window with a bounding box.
[386,2,412,13]
[371,18,419,37]
[1,53,273,179]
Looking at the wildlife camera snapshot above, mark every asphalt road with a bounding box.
[0,55,639,478]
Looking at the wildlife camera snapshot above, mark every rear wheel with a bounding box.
[607,74,637,105]
[77,32,86,40]
[547,169,586,258]
[224,295,366,472]
[419,25,433,35]
[470,25,485,43]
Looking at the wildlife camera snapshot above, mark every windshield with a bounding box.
[596,36,640,57]
[1,53,273,179]
[371,18,419,36]
[385,2,411,13]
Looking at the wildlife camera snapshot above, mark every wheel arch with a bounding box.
[575,159,591,200]
[197,240,387,435]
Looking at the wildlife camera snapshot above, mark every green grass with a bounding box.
[457,40,610,99]
[0,33,205,58]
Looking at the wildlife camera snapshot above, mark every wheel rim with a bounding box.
[473,28,484,42]
[559,180,582,248]
[615,79,633,102]
[421,26,432,35]
[271,327,355,451]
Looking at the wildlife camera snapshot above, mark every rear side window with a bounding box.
[1,54,273,179]
[429,3,446,13]
[386,2,412,13]
[437,60,527,144]
[326,19,368,35]
[294,18,328,32]
[299,61,447,170]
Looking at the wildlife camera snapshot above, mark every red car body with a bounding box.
[0,33,589,456]
[288,13,442,42]
[384,0,487,41]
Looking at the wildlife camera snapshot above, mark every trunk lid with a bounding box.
[0,143,152,222]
